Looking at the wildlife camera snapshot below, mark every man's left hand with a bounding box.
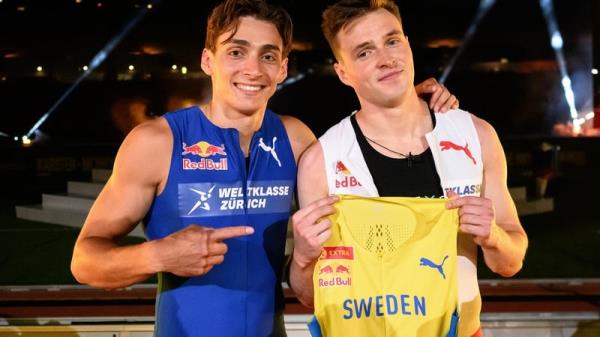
[446,195,500,248]
[415,78,459,113]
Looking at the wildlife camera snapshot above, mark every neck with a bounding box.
[356,91,431,142]
[201,100,266,156]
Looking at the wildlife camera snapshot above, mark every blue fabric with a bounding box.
[145,106,297,337]
[445,310,459,337]
[308,316,323,337]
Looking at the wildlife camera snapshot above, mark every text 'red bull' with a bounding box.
[182,141,228,171]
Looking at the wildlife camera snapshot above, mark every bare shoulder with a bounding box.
[469,113,505,170]
[124,117,171,147]
[298,140,324,172]
[469,113,499,146]
[113,117,172,187]
[279,114,316,162]
[118,117,171,163]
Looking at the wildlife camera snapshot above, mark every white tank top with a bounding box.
[319,109,484,336]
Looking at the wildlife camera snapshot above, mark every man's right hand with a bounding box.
[291,196,339,268]
[156,225,254,277]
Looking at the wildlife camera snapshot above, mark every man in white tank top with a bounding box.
[289,1,528,336]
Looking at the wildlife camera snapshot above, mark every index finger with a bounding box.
[451,98,459,110]
[294,195,339,220]
[429,85,443,109]
[211,226,254,241]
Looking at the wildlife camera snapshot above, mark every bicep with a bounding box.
[81,174,155,240]
[79,122,170,240]
[297,142,329,208]
[478,120,523,234]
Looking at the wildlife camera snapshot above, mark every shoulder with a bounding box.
[468,113,505,167]
[279,114,314,142]
[435,108,475,127]
[320,114,353,141]
[441,109,499,146]
[298,140,324,171]
[469,113,500,148]
[278,114,316,163]
[113,117,172,185]
[122,117,172,153]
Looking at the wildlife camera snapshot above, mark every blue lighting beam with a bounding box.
[439,0,497,84]
[539,0,579,125]
[25,0,161,139]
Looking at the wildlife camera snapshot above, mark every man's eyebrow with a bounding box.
[225,39,282,53]
[351,29,404,54]
[260,44,281,53]
[385,29,404,37]
[352,41,373,55]
[224,38,251,47]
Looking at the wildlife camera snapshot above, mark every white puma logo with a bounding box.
[258,137,282,167]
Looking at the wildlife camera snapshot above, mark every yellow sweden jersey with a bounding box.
[310,195,459,337]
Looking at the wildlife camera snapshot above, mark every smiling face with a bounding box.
[333,9,414,109]
[201,16,288,116]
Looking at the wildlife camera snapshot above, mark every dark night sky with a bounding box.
[0,0,593,73]
[0,0,596,138]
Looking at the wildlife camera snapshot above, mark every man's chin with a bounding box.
[231,102,267,116]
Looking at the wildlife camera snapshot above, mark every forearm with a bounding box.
[71,237,161,289]
[289,254,317,308]
[482,225,528,277]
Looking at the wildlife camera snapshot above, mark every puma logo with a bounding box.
[419,255,449,279]
[440,141,476,165]
[258,137,282,167]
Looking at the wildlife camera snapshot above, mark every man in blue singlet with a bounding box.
[71,1,458,336]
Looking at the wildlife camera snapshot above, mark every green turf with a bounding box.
[479,212,600,278]
[0,210,150,285]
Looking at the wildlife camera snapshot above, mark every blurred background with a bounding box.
[0,0,598,335]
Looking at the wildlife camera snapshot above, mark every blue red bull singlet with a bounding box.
[144,106,296,337]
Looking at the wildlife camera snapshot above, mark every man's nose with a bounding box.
[377,49,399,69]
[243,56,262,78]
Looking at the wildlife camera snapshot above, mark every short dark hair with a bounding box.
[205,0,293,58]
[322,0,402,59]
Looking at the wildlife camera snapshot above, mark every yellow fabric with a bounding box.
[313,195,459,337]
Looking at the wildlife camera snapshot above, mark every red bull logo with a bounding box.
[182,141,228,171]
[182,141,227,158]
[318,263,353,287]
[335,161,352,176]
[439,140,476,165]
[183,158,228,171]
[334,161,362,188]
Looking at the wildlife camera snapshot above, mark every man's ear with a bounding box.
[200,48,214,76]
[334,61,351,87]
[276,57,289,84]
